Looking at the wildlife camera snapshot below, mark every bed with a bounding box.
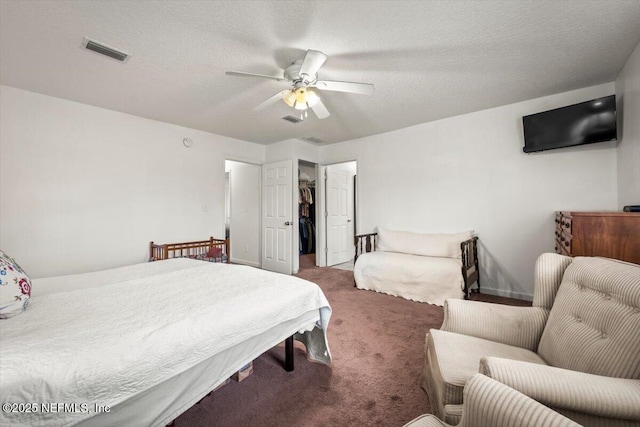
[0,258,331,427]
[353,228,479,305]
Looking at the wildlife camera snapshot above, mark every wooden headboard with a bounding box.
[149,237,230,263]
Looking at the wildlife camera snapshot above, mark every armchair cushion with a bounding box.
[537,257,640,379]
[441,300,548,351]
[480,357,640,422]
[422,329,547,419]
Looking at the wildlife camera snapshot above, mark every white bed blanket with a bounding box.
[354,251,464,305]
[0,259,331,427]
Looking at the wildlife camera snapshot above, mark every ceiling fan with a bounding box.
[226,50,374,120]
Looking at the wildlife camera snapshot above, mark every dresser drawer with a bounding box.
[554,239,563,255]
[555,239,571,256]
[559,216,572,234]
[554,213,563,227]
[554,211,640,263]
[559,230,572,254]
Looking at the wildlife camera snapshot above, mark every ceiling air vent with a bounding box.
[299,136,325,144]
[82,37,131,62]
[281,115,302,124]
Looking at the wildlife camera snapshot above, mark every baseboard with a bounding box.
[230,258,260,268]
[480,286,533,302]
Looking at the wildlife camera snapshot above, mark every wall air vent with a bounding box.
[82,37,131,62]
[299,136,325,144]
[281,115,302,124]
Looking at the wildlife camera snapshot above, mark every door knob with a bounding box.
[284,221,292,226]
[347,219,352,222]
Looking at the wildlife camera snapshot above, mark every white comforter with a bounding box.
[354,251,464,305]
[0,259,331,427]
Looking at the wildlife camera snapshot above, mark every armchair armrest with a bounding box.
[403,374,580,427]
[441,300,548,351]
[532,253,572,310]
[480,357,640,422]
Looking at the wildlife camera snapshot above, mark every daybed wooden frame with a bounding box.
[149,237,230,263]
[354,233,480,299]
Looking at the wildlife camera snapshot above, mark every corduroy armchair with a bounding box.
[421,253,640,426]
[405,374,580,427]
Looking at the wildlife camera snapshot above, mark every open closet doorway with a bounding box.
[298,160,318,271]
[324,161,357,269]
[224,160,261,267]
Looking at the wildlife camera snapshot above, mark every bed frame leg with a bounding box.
[285,336,294,372]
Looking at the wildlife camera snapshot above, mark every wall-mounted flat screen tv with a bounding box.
[522,95,617,153]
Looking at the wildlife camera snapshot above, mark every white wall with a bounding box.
[320,83,618,300]
[226,160,261,267]
[0,86,265,278]
[265,139,320,165]
[615,40,640,208]
[298,162,316,182]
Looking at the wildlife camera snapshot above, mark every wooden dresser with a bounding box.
[554,211,640,264]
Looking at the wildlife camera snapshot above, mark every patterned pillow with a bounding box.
[207,246,223,258]
[0,250,32,319]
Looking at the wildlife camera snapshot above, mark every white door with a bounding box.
[262,160,293,274]
[326,167,354,266]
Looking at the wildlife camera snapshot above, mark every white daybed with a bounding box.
[353,228,479,305]
[0,258,331,427]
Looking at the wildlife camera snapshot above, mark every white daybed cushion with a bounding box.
[0,258,331,427]
[354,251,464,306]
[377,229,472,259]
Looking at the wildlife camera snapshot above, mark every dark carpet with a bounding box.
[175,258,528,426]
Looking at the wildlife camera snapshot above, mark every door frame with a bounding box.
[296,160,320,272]
[224,156,263,267]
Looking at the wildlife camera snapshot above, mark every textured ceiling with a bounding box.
[1,0,639,145]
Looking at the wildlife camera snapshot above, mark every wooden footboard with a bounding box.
[149,237,230,263]
[461,236,479,299]
[354,232,378,263]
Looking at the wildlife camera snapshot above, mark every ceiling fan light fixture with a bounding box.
[282,89,297,108]
[305,89,320,108]
[282,88,320,110]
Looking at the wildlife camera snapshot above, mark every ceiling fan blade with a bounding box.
[311,98,330,120]
[254,90,287,112]
[299,50,328,79]
[226,71,287,82]
[314,80,375,95]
